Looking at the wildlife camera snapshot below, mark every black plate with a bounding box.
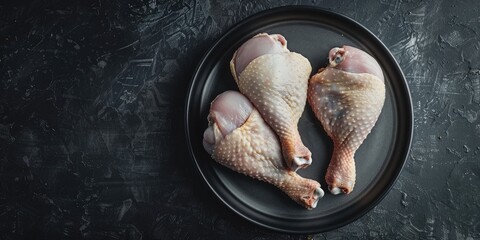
[185,6,413,233]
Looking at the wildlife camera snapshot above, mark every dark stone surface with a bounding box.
[0,0,479,239]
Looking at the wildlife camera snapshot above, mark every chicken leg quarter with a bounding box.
[308,45,385,195]
[203,91,324,209]
[230,33,313,172]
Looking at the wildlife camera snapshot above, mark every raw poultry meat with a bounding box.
[203,91,324,209]
[308,45,385,195]
[230,33,313,171]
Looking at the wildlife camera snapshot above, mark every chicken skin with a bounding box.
[308,46,385,195]
[230,33,313,172]
[203,91,324,209]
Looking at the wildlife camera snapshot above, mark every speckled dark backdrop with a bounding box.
[0,0,479,239]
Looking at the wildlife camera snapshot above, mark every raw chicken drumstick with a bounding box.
[203,91,324,209]
[308,45,385,195]
[230,33,313,172]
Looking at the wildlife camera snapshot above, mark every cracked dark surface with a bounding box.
[1,1,479,239]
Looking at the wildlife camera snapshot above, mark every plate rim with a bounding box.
[184,5,414,234]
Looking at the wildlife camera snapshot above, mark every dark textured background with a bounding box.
[1,0,479,239]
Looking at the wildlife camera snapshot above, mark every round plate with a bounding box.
[185,6,413,233]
